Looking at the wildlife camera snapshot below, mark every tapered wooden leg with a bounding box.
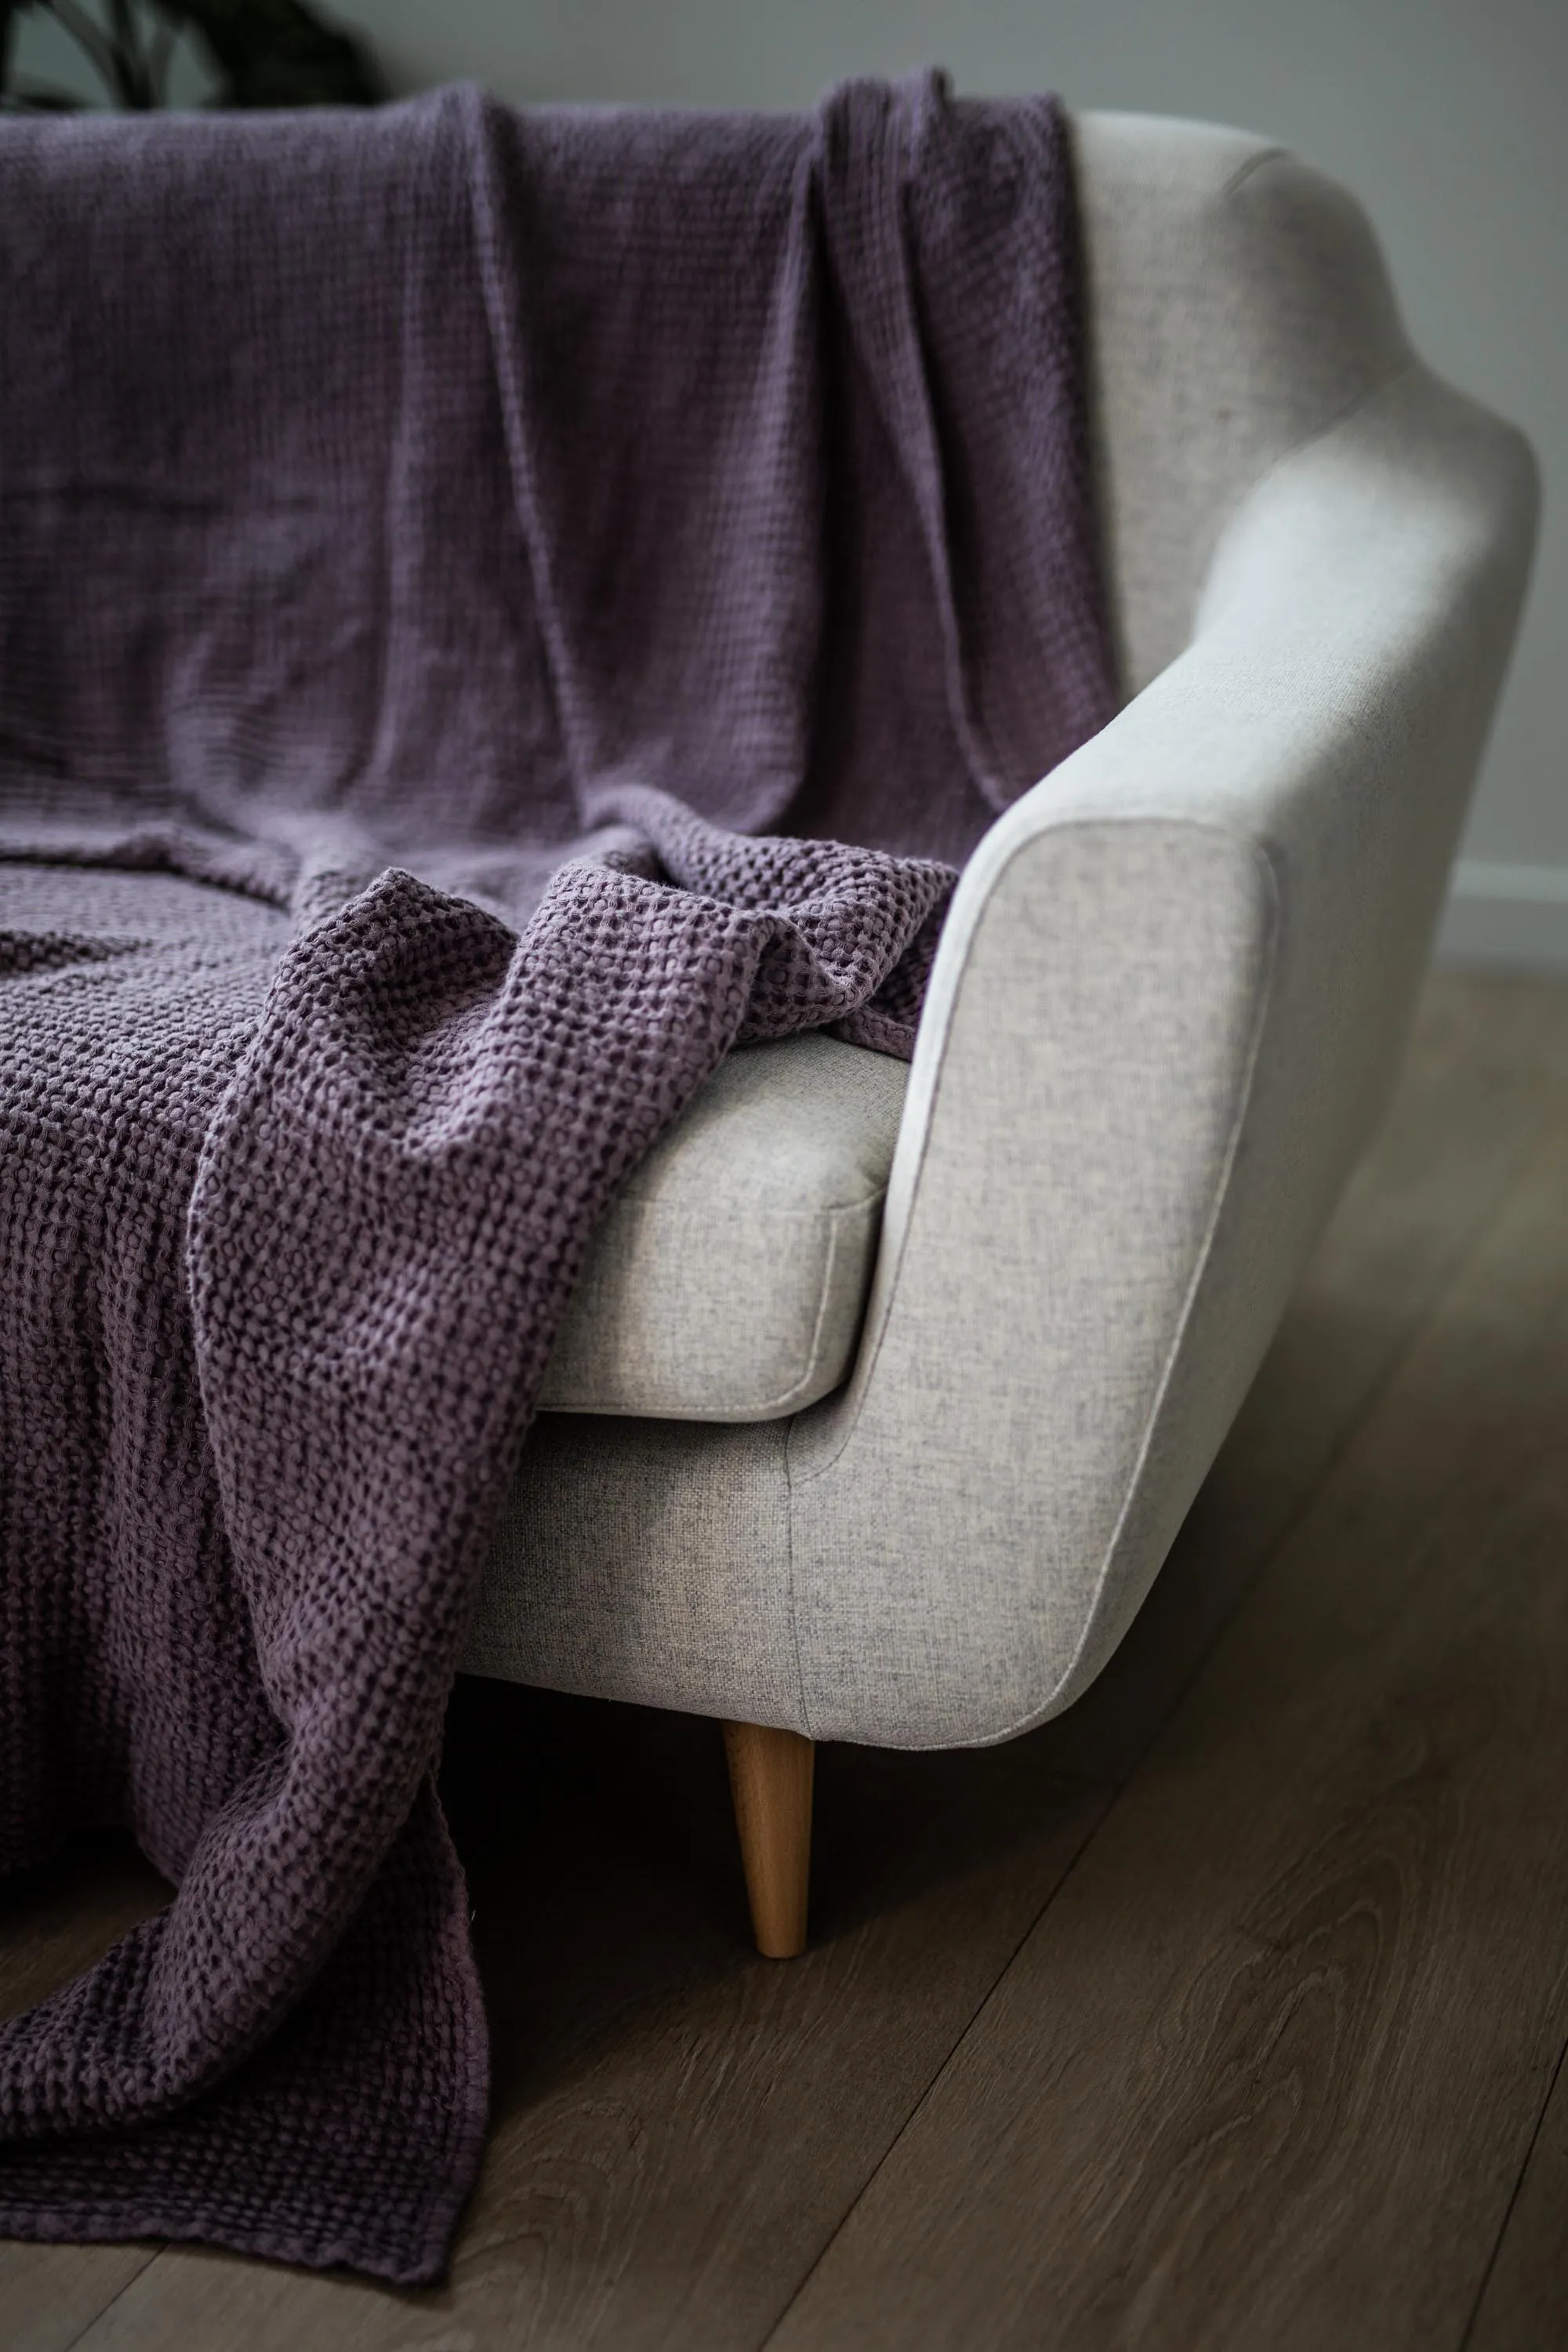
[722,1720,814,1958]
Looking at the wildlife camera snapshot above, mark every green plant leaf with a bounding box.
[0,1,44,102]
[0,0,386,111]
[159,0,386,107]
[2,73,89,107]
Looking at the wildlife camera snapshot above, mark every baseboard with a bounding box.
[1435,861,1568,974]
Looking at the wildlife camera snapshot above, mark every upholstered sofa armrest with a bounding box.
[784,364,1538,1748]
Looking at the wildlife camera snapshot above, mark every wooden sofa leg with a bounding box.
[722,1721,814,1958]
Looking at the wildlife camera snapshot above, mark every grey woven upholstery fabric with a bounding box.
[466,112,1539,1750]
[540,1034,908,1420]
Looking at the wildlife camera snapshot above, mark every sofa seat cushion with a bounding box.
[539,1033,907,1421]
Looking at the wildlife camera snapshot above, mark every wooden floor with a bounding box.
[5,969,1568,2351]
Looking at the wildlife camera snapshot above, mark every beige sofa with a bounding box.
[462,111,1539,1953]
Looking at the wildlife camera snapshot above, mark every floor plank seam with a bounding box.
[755,1800,1112,2350]
[1457,2026,1568,2351]
[758,1097,1550,2349]
[54,2245,167,2352]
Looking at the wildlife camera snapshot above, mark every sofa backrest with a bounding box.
[1073,112,1416,698]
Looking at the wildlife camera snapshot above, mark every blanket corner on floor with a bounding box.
[0,71,1115,2281]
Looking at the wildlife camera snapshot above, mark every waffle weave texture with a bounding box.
[0,78,1113,2278]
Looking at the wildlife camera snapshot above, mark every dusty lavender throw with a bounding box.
[0,78,1115,2279]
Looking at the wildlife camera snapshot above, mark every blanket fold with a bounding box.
[0,74,1114,2280]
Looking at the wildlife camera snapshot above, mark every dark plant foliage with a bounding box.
[0,0,385,111]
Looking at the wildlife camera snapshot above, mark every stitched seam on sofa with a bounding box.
[538,1192,887,1417]
[1214,143,1289,203]
[783,1397,811,1734]
[978,829,1282,1744]
[786,812,1272,1490]
[745,1199,873,1417]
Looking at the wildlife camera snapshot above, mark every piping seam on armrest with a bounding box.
[974,831,1280,1745]
[786,813,1278,1494]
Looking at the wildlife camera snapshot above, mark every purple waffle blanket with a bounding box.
[0,78,1114,2279]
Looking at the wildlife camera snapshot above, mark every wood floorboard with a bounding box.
[5,972,1566,2350]
[768,1099,1568,2352]
[0,1830,171,2027]
[0,1833,170,2352]
[1465,2030,1568,2352]
[0,2245,163,2352]
[63,1715,1109,2350]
